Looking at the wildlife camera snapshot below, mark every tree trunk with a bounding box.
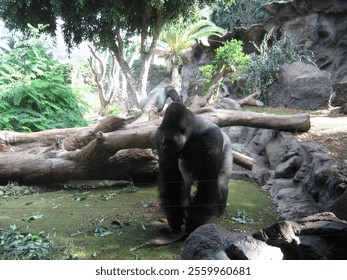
[108,5,164,109]
[0,109,310,185]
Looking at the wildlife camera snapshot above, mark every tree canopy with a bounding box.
[0,0,232,107]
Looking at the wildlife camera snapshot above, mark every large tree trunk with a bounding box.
[0,109,310,185]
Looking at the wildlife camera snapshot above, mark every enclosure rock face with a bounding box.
[267,61,333,110]
[180,44,213,102]
[229,127,346,221]
[181,224,283,260]
[263,0,347,85]
[182,213,347,260]
[334,76,347,106]
[326,190,347,221]
[179,0,347,108]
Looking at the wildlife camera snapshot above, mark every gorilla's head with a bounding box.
[157,102,193,154]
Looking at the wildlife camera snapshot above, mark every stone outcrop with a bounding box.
[182,212,347,260]
[268,61,333,109]
[229,127,346,221]
[180,0,347,109]
[263,0,347,106]
[180,44,213,102]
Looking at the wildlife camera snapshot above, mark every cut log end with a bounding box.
[232,150,254,170]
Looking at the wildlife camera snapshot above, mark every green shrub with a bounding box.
[212,0,270,30]
[0,225,56,260]
[200,39,249,94]
[0,25,88,132]
[241,31,314,104]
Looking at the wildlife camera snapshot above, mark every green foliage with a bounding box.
[187,19,225,42]
[200,39,249,89]
[212,0,270,30]
[0,182,39,197]
[0,25,88,132]
[0,0,235,104]
[0,0,221,50]
[106,104,122,116]
[160,18,225,66]
[241,31,314,104]
[231,209,248,224]
[0,225,56,260]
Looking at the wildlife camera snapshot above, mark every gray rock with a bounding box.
[243,128,276,156]
[182,213,347,260]
[215,98,241,111]
[181,224,246,260]
[326,186,347,221]
[263,0,347,84]
[268,61,333,110]
[226,235,283,260]
[334,75,347,106]
[231,126,345,220]
[275,155,303,178]
[182,224,283,260]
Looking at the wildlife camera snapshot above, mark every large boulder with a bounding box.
[180,43,213,102]
[182,224,283,260]
[263,0,347,85]
[334,75,347,106]
[182,213,347,260]
[267,61,332,109]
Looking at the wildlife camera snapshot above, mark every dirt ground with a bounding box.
[297,110,347,169]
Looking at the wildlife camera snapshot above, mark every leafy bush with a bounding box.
[212,0,270,30]
[241,31,314,104]
[0,181,39,197]
[0,225,56,260]
[200,39,249,93]
[0,25,88,132]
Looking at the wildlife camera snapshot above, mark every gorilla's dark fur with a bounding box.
[155,102,233,234]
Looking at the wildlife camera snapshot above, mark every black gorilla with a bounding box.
[140,85,181,112]
[155,102,233,234]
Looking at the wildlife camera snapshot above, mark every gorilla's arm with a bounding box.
[156,86,181,112]
[139,79,181,112]
[166,87,181,103]
[157,153,185,233]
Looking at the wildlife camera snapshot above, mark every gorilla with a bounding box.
[139,79,181,112]
[155,102,233,234]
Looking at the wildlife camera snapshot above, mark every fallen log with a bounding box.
[231,151,254,170]
[195,108,310,133]
[0,109,310,185]
[238,91,264,107]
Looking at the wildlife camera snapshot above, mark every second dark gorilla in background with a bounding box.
[155,102,233,234]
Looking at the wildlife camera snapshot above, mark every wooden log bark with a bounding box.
[238,91,264,107]
[195,108,310,133]
[0,109,310,185]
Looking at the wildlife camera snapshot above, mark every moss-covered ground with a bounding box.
[0,180,279,260]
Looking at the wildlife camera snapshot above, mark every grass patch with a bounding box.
[218,180,279,232]
[0,180,279,259]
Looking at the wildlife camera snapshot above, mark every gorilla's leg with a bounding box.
[158,155,185,233]
[186,179,223,233]
[217,132,233,214]
[186,145,232,234]
[178,159,194,210]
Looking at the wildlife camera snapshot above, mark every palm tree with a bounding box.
[158,19,225,92]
